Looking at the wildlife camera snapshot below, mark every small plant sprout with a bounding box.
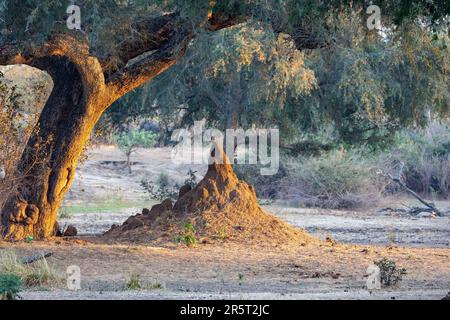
[174,222,197,246]
[374,258,407,287]
[182,222,197,246]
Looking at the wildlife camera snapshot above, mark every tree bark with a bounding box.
[1,56,104,240]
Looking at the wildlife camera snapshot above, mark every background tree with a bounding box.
[115,129,156,173]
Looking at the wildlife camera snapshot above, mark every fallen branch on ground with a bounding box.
[377,164,444,217]
[21,251,53,264]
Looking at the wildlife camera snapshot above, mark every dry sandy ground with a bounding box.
[1,240,448,300]
[1,146,449,300]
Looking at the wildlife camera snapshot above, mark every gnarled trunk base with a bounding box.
[1,56,100,241]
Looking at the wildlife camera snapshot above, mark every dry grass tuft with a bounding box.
[0,250,61,287]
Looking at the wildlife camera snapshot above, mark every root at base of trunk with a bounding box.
[1,199,40,240]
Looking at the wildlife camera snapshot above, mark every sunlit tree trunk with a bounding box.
[1,57,104,239]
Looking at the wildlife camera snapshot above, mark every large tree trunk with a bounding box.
[1,56,103,240]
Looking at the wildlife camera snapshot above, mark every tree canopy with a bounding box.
[1,0,449,146]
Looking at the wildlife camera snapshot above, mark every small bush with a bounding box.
[0,274,23,300]
[375,258,407,287]
[141,170,197,202]
[175,222,197,246]
[141,172,178,201]
[149,282,164,290]
[182,222,197,246]
[126,273,142,290]
[379,122,450,198]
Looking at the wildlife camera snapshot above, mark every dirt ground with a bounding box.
[1,146,449,300]
[2,240,449,300]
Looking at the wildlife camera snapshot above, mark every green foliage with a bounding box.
[126,273,142,290]
[115,128,156,172]
[106,4,448,149]
[126,273,164,290]
[119,22,317,137]
[292,149,375,195]
[374,258,407,287]
[175,222,197,246]
[141,170,197,201]
[115,129,156,153]
[0,274,22,300]
[239,122,448,208]
[279,149,379,208]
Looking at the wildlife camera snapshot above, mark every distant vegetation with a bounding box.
[115,128,157,173]
[236,121,449,209]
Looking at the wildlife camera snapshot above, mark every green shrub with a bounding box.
[126,273,142,290]
[141,172,178,201]
[175,222,197,246]
[375,258,407,287]
[0,274,23,300]
[182,222,197,246]
[277,149,380,208]
[141,170,197,202]
[237,122,449,208]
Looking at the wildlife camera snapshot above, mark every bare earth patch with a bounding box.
[0,239,448,300]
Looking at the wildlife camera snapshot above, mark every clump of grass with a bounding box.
[149,282,164,290]
[126,273,142,290]
[277,149,381,209]
[217,226,229,240]
[0,274,23,300]
[126,273,164,290]
[375,258,407,287]
[0,250,61,288]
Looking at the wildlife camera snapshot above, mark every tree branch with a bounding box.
[104,10,246,106]
[100,12,182,76]
[377,167,444,217]
[105,21,194,106]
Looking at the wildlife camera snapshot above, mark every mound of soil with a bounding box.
[103,149,314,246]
